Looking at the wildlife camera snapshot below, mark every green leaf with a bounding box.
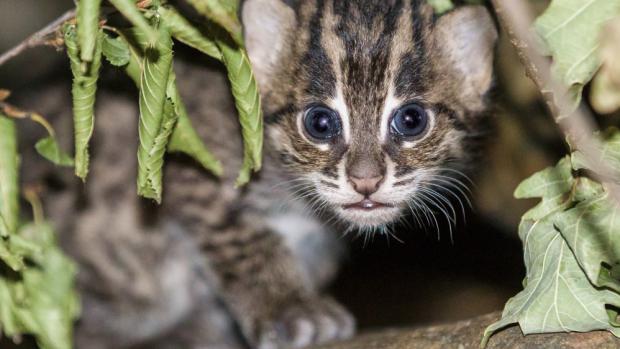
[0,115,19,235]
[34,137,75,167]
[108,0,158,44]
[570,129,620,175]
[427,0,454,14]
[215,34,263,186]
[0,223,80,349]
[554,193,620,292]
[102,34,131,66]
[76,0,102,62]
[483,218,620,346]
[534,0,620,113]
[186,0,243,46]
[168,112,223,176]
[117,31,221,177]
[486,132,620,345]
[159,6,222,61]
[134,24,175,202]
[65,24,102,178]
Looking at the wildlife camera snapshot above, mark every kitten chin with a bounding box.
[335,205,403,228]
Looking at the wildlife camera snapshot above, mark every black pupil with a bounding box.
[392,104,427,137]
[312,112,332,134]
[305,107,339,140]
[401,110,421,129]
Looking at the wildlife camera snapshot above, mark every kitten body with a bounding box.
[33,1,497,348]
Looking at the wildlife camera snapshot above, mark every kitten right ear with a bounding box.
[241,0,296,88]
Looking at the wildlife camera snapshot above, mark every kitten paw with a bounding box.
[254,296,355,349]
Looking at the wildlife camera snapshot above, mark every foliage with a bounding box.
[0,0,262,347]
[0,115,79,349]
[534,0,620,113]
[483,0,620,345]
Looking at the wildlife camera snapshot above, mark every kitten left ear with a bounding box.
[433,6,498,102]
[241,0,296,89]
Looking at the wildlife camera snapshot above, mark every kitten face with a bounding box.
[243,0,497,228]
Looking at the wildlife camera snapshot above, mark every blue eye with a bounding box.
[303,106,341,141]
[390,103,428,138]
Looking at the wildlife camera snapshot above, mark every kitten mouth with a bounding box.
[343,199,393,211]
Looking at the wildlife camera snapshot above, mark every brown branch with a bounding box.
[491,0,620,205]
[0,9,76,67]
[312,312,620,349]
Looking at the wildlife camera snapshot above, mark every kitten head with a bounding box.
[242,0,497,228]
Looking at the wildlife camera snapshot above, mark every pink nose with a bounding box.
[349,175,384,196]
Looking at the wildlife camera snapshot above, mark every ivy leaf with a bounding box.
[0,115,19,236]
[482,218,620,346]
[102,34,130,66]
[186,0,243,46]
[34,137,75,167]
[64,25,101,177]
[76,0,102,62]
[534,0,620,113]
[215,33,263,186]
[159,6,222,61]
[107,0,158,44]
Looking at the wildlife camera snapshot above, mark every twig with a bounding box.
[0,9,76,67]
[491,0,620,205]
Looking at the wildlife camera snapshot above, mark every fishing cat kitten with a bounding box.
[39,0,497,348]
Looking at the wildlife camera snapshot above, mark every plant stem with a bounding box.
[0,9,76,67]
[491,0,620,204]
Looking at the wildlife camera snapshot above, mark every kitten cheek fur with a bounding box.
[243,0,498,226]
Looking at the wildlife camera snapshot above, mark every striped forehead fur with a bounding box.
[253,0,495,207]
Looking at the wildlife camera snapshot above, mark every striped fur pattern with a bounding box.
[246,0,497,230]
[42,1,497,349]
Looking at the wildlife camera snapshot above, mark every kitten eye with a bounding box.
[303,106,341,141]
[390,103,428,138]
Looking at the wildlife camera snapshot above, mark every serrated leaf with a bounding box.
[76,0,102,62]
[168,113,223,176]
[134,24,175,202]
[427,0,454,14]
[534,0,620,113]
[102,34,130,66]
[65,25,101,178]
[0,223,80,349]
[215,34,263,186]
[117,32,221,178]
[108,0,158,44]
[159,6,222,61]
[0,115,19,235]
[483,218,620,346]
[34,137,75,167]
[166,76,223,176]
[186,0,243,46]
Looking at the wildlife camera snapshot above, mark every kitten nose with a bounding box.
[349,175,384,196]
